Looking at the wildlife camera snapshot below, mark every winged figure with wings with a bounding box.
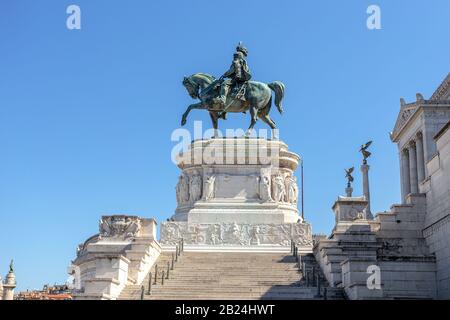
[359,141,373,164]
[345,167,354,187]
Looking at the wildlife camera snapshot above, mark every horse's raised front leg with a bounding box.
[245,106,258,137]
[209,112,220,138]
[181,102,206,126]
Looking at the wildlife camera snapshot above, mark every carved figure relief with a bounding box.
[271,174,286,202]
[176,174,189,205]
[284,174,298,204]
[189,174,202,203]
[210,224,222,245]
[205,175,216,201]
[250,226,261,245]
[258,174,273,202]
[160,221,313,247]
[229,222,241,244]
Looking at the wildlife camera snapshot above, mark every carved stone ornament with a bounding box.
[271,174,286,203]
[99,215,142,239]
[160,221,313,247]
[284,174,298,204]
[176,174,189,205]
[189,174,202,203]
[258,174,273,202]
[205,175,216,201]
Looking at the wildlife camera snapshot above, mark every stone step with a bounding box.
[125,285,311,292]
[152,273,302,277]
[119,251,343,300]
[121,291,344,300]
[123,289,330,298]
[124,293,329,300]
[123,287,305,293]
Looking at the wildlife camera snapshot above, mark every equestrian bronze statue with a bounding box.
[181,43,285,136]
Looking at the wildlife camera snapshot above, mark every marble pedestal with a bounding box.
[161,138,313,250]
[71,215,161,300]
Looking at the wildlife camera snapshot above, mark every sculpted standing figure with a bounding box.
[285,175,299,204]
[229,222,242,244]
[205,175,216,201]
[176,174,189,204]
[259,175,273,202]
[250,226,261,245]
[189,174,202,203]
[271,174,286,203]
[210,224,222,245]
[215,42,252,112]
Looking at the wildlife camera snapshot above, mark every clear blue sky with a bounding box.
[1,0,449,291]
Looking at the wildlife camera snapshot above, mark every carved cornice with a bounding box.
[423,213,450,238]
[391,103,450,142]
[391,103,418,141]
[431,72,450,100]
[391,73,450,142]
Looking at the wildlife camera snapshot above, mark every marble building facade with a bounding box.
[314,72,450,299]
[391,73,450,298]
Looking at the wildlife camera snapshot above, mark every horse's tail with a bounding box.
[268,81,285,114]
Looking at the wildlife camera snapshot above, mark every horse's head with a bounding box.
[182,75,200,99]
[182,73,216,99]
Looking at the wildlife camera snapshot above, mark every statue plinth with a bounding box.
[161,138,312,249]
[332,196,368,224]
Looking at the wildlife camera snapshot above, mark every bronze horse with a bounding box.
[181,73,285,136]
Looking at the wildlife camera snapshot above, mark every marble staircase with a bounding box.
[119,251,345,300]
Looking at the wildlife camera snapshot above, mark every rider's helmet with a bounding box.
[236,42,248,57]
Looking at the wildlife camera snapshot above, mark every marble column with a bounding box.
[402,148,411,201]
[345,185,353,197]
[360,164,372,218]
[400,151,406,202]
[408,142,418,194]
[416,132,425,184]
[2,270,16,300]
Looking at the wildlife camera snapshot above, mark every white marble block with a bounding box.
[71,215,161,300]
[332,195,369,223]
[162,138,312,248]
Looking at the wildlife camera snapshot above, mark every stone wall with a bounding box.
[314,194,437,300]
[375,195,437,299]
[389,74,450,298]
[423,123,450,298]
[172,138,301,224]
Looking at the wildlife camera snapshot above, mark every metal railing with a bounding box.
[291,240,301,271]
[291,239,328,300]
[143,238,184,298]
